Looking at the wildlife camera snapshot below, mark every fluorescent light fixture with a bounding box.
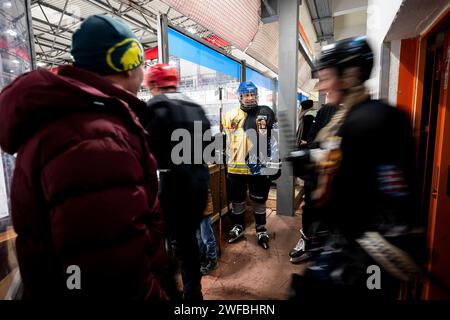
[2,2,12,9]
[6,29,17,37]
[187,27,197,34]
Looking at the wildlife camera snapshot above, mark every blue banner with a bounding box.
[168,28,241,79]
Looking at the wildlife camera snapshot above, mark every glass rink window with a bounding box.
[246,67,274,108]
[168,27,240,135]
[0,0,34,299]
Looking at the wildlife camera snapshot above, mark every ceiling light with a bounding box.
[6,29,17,37]
[187,27,197,34]
[2,2,12,9]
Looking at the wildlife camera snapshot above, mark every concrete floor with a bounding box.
[201,187,307,300]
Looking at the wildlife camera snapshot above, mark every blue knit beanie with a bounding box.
[71,15,144,75]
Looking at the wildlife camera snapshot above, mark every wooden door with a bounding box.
[425,32,450,300]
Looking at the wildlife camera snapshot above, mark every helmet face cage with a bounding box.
[240,92,258,101]
[237,81,258,104]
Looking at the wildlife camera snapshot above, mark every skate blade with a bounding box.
[260,242,269,249]
[228,234,245,244]
[289,254,310,263]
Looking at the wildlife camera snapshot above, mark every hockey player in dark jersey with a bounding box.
[288,37,419,301]
[289,103,339,263]
[144,64,211,301]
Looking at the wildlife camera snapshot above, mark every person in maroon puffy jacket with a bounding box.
[0,15,169,300]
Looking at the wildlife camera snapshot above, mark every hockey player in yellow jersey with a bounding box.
[222,81,277,249]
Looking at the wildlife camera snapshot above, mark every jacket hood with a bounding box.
[0,65,146,154]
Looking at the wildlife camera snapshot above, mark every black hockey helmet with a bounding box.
[313,36,374,82]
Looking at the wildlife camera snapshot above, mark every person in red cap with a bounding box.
[144,63,211,301]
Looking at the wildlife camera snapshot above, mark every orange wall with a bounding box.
[298,21,313,54]
[397,38,419,120]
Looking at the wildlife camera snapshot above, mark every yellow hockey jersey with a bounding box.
[222,105,277,175]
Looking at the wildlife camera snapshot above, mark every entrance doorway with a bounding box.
[418,14,450,299]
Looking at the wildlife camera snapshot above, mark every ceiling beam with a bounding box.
[306,0,334,43]
[33,39,69,51]
[32,16,74,34]
[317,34,334,41]
[34,34,71,49]
[119,0,158,20]
[34,39,69,53]
[35,56,71,65]
[311,16,332,22]
[36,0,85,22]
[47,0,69,67]
[33,25,72,41]
[35,38,50,62]
[332,0,367,17]
[80,0,157,34]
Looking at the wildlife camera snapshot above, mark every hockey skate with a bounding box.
[228,225,244,243]
[257,231,269,249]
[289,238,309,263]
[289,230,309,263]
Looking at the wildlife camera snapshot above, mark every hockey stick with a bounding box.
[356,231,450,296]
[217,87,224,257]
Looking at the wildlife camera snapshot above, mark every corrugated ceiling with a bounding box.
[30,0,317,94]
[161,0,316,94]
[161,0,260,50]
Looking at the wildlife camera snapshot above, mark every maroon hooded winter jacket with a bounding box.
[0,65,168,300]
